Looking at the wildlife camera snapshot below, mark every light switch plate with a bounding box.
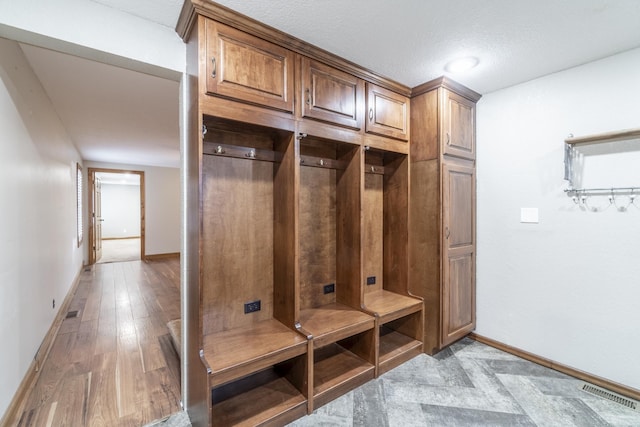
[521,208,539,223]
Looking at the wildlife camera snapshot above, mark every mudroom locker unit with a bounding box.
[177,1,479,425]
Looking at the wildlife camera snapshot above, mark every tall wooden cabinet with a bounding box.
[409,77,481,355]
[177,1,423,425]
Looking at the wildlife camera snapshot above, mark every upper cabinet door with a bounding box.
[365,83,410,141]
[442,90,475,159]
[301,58,364,130]
[205,20,295,113]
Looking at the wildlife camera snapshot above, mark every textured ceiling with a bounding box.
[210,0,640,93]
[19,0,640,168]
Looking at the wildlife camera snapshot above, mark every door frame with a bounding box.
[87,167,146,265]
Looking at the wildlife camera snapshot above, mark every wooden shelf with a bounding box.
[313,342,375,408]
[202,319,308,387]
[378,326,422,374]
[212,368,307,427]
[299,302,375,349]
[364,289,422,323]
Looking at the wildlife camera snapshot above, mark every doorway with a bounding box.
[88,168,145,265]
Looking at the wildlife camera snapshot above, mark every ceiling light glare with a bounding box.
[444,57,479,74]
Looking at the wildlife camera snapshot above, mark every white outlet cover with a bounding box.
[521,208,539,223]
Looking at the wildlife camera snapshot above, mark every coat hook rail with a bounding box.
[300,154,347,170]
[364,164,387,175]
[203,142,283,163]
[565,187,638,195]
[565,187,638,211]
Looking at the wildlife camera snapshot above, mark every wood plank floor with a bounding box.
[17,258,182,427]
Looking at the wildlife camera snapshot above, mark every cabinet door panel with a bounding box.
[442,162,475,346]
[301,58,364,129]
[206,20,295,112]
[446,168,474,248]
[366,83,409,141]
[442,90,475,159]
[442,250,475,345]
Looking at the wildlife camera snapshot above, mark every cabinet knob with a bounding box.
[306,89,311,105]
[368,108,374,121]
[211,57,217,78]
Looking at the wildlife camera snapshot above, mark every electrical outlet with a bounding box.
[366,276,376,285]
[52,299,56,309]
[323,283,335,294]
[244,300,261,314]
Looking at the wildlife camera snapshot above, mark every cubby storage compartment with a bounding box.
[363,148,423,375]
[211,356,308,427]
[312,334,375,409]
[297,135,376,410]
[200,117,308,424]
[377,311,422,374]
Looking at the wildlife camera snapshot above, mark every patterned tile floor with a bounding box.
[147,338,640,426]
[289,338,640,427]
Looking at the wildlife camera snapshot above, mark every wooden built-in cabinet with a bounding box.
[178,2,479,425]
[204,20,295,112]
[441,162,476,347]
[365,83,410,142]
[442,90,476,160]
[409,77,481,355]
[300,58,364,130]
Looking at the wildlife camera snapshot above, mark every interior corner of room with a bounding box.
[1,0,640,426]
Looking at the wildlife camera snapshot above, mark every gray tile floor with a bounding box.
[289,338,640,426]
[146,338,640,426]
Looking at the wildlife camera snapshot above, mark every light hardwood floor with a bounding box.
[17,258,182,427]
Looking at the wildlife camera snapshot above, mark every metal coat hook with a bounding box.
[566,186,639,212]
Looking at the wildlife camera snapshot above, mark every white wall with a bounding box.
[0,0,184,81]
[86,162,180,256]
[0,38,84,418]
[476,47,640,390]
[101,183,141,238]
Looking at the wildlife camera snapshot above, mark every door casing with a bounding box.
[87,167,145,265]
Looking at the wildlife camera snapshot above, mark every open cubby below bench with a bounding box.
[364,290,423,375]
[201,318,308,388]
[312,340,374,409]
[211,362,308,427]
[203,319,309,425]
[299,303,376,409]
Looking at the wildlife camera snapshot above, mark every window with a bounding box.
[77,163,83,247]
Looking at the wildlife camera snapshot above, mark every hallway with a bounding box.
[17,258,181,426]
